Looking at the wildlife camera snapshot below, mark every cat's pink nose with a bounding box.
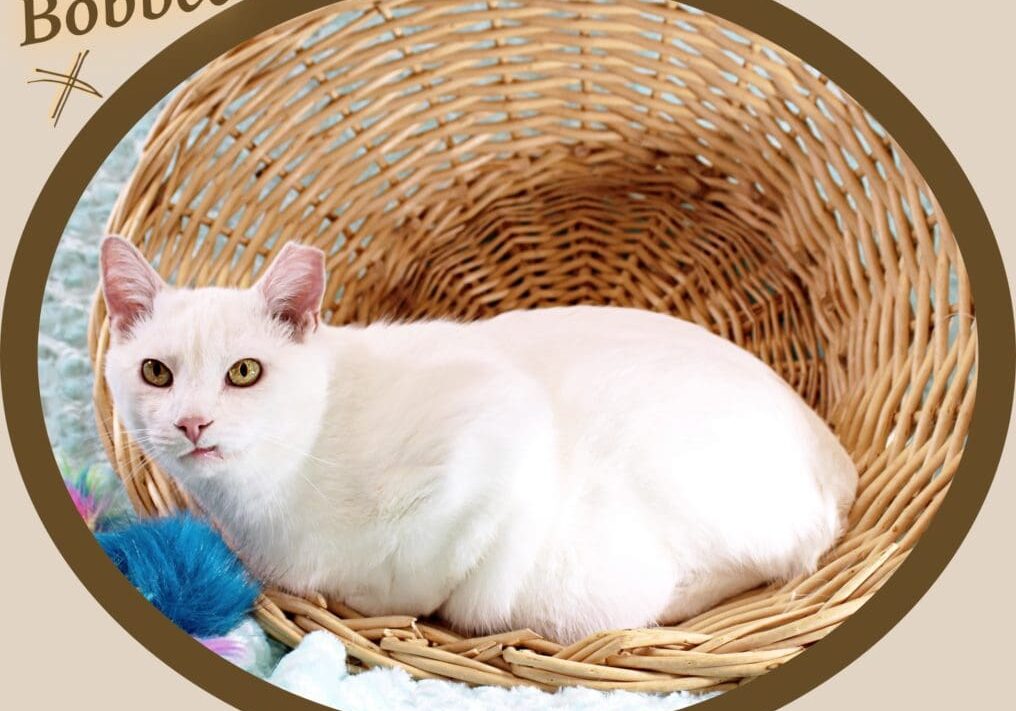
[175,416,213,444]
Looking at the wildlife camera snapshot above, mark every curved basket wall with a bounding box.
[88,0,976,693]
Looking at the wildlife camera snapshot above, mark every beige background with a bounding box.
[1,1,1012,708]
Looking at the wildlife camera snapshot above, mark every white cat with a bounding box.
[100,235,857,643]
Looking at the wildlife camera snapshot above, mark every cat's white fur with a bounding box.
[100,236,857,643]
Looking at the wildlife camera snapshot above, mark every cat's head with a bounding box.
[99,235,330,494]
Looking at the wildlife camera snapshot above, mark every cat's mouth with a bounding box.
[185,446,222,461]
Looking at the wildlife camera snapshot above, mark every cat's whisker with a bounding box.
[260,434,341,468]
[296,471,336,507]
[255,435,339,507]
[122,433,173,451]
[112,457,157,489]
[255,436,346,507]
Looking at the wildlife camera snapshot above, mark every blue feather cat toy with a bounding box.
[63,460,260,642]
[97,515,260,638]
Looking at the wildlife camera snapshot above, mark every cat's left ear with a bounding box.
[256,242,325,340]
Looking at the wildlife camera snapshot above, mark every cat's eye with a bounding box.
[227,358,262,387]
[140,359,173,387]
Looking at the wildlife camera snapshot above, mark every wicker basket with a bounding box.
[88,0,975,693]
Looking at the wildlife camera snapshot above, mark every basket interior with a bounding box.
[89,0,976,692]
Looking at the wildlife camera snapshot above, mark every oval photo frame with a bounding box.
[2,1,1013,710]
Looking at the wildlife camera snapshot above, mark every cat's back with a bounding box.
[474,305,785,392]
[336,305,747,374]
[341,305,819,441]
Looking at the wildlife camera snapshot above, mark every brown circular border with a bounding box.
[2,1,1014,710]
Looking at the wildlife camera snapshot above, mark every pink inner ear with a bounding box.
[257,243,326,337]
[100,237,163,334]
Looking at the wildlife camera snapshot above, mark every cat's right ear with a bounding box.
[100,236,165,336]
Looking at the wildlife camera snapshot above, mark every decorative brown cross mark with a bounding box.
[28,50,103,127]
